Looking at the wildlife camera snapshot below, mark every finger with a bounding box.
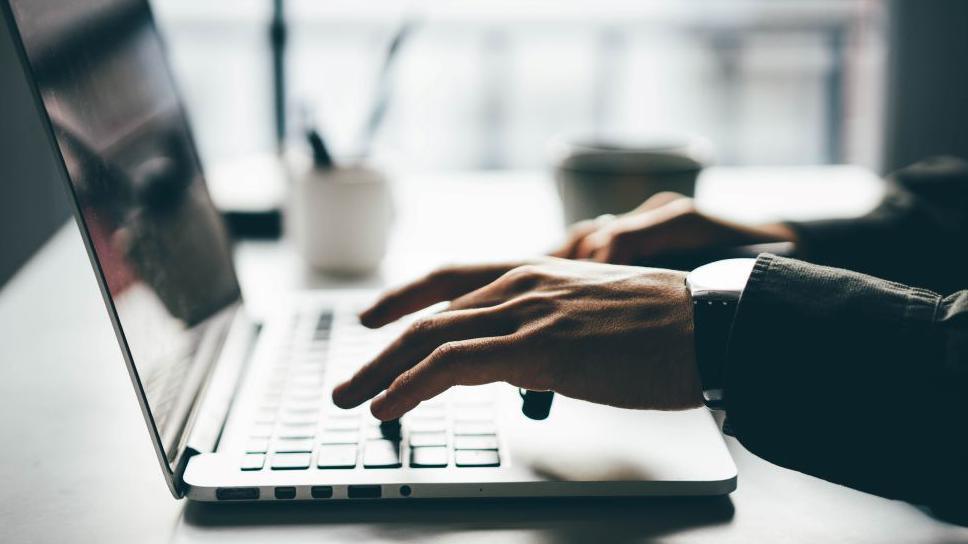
[633,191,685,213]
[332,307,516,408]
[551,215,613,259]
[359,262,518,328]
[370,336,515,420]
[550,220,594,258]
[596,235,635,264]
[447,264,543,311]
[575,228,611,260]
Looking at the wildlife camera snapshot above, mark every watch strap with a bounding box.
[692,297,737,394]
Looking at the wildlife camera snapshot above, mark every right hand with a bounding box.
[332,258,702,421]
[552,192,798,264]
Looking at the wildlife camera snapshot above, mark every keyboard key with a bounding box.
[320,429,359,444]
[409,432,447,448]
[317,444,358,469]
[245,438,269,453]
[241,453,265,471]
[276,424,316,439]
[362,426,387,440]
[406,419,447,433]
[411,447,448,468]
[454,435,498,450]
[411,403,445,416]
[272,438,314,453]
[281,413,319,426]
[260,401,281,412]
[289,378,326,391]
[288,389,326,402]
[453,422,497,436]
[283,401,322,414]
[271,452,312,470]
[455,450,500,467]
[363,439,402,468]
[323,419,360,432]
[330,404,365,415]
[250,424,274,438]
[453,409,492,422]
[453,400,493,410]
[254,409,277,424]
[326,412,360,423]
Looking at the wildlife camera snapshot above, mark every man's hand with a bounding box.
[332,258,703,421]
[552,192,798,264]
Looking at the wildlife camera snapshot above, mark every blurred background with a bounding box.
[2,0,967,285]
[152,0,887,170]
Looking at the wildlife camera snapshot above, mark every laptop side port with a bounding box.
[216,487,260,501]
[347,485,382,499]
[311,486,333,499]
[274,487,297,500]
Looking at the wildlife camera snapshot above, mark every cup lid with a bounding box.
[551,134,713,176]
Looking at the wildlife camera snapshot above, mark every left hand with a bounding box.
[552,191,797,264]
[331,258,703,421]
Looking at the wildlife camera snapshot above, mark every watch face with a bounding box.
[686,258,756,300]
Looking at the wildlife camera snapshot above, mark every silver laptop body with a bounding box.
[2,0,736,502]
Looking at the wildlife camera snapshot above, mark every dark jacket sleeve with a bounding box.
[724,254,968,516]
[787,156,968,294]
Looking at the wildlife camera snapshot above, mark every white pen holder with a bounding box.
[287,157,394,275]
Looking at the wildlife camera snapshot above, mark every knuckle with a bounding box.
[501,265,540,290]
[433,340,462,360]
[511,293,557,314]
[544,312,580,334]
[671,197,699,217]
[425,266,454,284]
[653,191,685,202]
[568,219,594,235]
[387,371,416,395]
[609,229,633,244]
[402,316,436,342]
[511,264,539,278]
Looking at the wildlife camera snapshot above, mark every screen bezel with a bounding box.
[0,0,241,498]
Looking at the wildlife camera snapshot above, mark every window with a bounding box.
[152,0,886,171]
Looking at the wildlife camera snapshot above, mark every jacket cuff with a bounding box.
[722,252,948,433]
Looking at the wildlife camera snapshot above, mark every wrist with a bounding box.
[754,222,800,247]
[685,258,756,405]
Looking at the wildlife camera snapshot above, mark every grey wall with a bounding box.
[884,0,968,172]
[0,11,70,287]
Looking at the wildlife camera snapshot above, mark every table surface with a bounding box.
[2,167,965,544]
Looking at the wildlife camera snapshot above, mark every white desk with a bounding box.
[2,167,965,543]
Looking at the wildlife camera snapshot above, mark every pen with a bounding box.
[520,389,554,420]
[307,128,334,169]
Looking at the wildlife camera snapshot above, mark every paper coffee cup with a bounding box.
[551,134,713,225]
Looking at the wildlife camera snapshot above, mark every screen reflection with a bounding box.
[8,0,241,464]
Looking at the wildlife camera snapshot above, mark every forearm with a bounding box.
[723,254,968,513]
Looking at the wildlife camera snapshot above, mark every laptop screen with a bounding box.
[5,0,241,469]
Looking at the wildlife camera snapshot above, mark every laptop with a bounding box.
[1,0,736,502]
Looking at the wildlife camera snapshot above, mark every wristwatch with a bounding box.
[685,258,756,408]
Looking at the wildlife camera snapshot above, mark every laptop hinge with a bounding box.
[172,306,259,495]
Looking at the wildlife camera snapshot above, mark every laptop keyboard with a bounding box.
[239,310,502,472]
